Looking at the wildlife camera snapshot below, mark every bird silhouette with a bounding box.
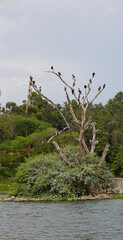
[30,76,33,81]
[51,65,54,71]
[103,84,106,88]
[72,89,74,94]
[98,86,101,91]
[72,74,76,79]
[84,85,87,89]
[58,72,61,76]
[78,88,82,94]
[92,72,95,77]
[32,81,35,84]
[73,81,75,87]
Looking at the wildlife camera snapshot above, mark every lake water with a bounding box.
[0,199,123,240]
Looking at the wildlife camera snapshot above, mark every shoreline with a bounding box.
[0,193,118,202]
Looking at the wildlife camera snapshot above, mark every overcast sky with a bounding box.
[0,0,123,107]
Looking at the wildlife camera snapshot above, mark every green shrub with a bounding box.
[0,167,10,177]
[14,146,112,198]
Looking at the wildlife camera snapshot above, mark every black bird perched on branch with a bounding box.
[78,88,82,94]
[51,65,54,71]
[32,81,35,84]
[72,74,76,79]
[58,72,62,76]
[103,84,106,88]
[92,73,95,77]
[30,76,33,81]
[72,89,74,94]
[73,81,75,87]
[92,72,95,77]
[98,86,101,91]
[84,85,87,89]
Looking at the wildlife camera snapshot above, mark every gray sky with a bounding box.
[0,0,123,107]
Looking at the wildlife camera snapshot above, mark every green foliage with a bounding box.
[105,91,123,117]
[0,178,17,194]
[14,146,112,198]
[0,91,123,180]
[0,167,10,177]
[5,102,17,113]
[110,194,123,199]
[56,132,78,147]
[110,145,123,177]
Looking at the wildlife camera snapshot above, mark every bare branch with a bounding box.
[65,88,81,125]
[46,70,72,90]
[89,122,99,154]
[84,116,92,131]
[25,80,32,115]
[98,144,110,166]
[82,73,95,107]
[47,127,69,143]
[81,137,90,154]
[52,141,76,167]
[89,87,105,105]
[46,70,80,104]
[31,81,78,142]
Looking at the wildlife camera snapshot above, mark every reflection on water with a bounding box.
[0,199,123,240]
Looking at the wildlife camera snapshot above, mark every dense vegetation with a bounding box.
[0,91,123,198]
[14,146,111,199]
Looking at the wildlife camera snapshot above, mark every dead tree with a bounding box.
[25,76,33,115]
[29,68,109,167]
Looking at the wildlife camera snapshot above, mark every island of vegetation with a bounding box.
[0,68,123,200]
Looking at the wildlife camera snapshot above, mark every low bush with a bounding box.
[0,167,10,177]
[14,145,112,199]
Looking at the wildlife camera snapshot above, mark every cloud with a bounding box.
[0,15,15,37]
[0,0,122,107]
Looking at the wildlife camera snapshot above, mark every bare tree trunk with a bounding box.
[98,144,110,166]
[52,141,74,167]
[78,140,86,166]
[90,122,99,154]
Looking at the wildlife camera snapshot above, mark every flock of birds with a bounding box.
[50,65,105,95]
[29,65,106,98]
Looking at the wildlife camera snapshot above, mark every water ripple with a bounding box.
[0,199,123,240]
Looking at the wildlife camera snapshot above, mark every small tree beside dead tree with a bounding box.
[28,67,109,168]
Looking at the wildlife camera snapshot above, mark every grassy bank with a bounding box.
[110,194,123,199]
[0,178,17,195]
[0,178,123,200]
